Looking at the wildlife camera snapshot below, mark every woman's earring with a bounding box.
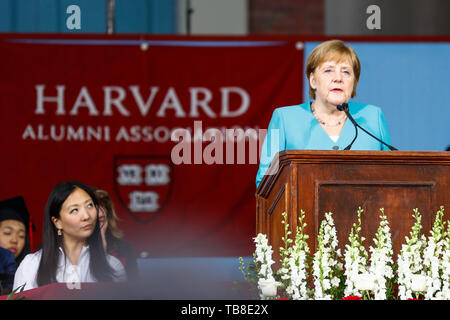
[57,229,62,236]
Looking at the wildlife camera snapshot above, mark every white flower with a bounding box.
[258,278,280,298]
[368,210,394,300]
[397,209,427,300]
[331,277,341,287]
[354,273,376,291]
[312,212,342,300]
[284,210,311,300]
[411,274,427,292]
[322,279,331,291]
[344,207,368,297]
[442,227,450,300]
[253,233,277,299]
[423,206,446,300]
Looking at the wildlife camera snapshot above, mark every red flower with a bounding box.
[277,297,290,300]
[342,296,362,300]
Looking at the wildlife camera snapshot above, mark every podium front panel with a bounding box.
[256,151,450,264]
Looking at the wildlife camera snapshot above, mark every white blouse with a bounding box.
[13,246,127,291]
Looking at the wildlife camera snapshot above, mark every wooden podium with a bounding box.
[256,150,450,263]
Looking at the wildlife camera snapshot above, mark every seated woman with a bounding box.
[13,181,126,291]
[256,39,393,187]
[95,189,140,282]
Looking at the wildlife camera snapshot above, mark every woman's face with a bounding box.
[309,59,355,106]
[52,187,98,242]
[0,219,26,258]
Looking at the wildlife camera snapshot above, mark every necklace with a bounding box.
[311,104,347,127]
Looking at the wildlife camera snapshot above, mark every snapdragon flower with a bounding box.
[253,233,276,299]
[344,207,368,298]
[312,212,343,300]
[423,206,446,299]
[286,210,311,300]
[369,209,394,300]
[397,209,427,300]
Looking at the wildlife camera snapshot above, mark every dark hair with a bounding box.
[37,181,115,286]
[95,189,123,252]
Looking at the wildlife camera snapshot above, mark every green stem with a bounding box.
[363,290,371,300]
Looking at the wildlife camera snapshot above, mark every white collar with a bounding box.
[57,245,90,267]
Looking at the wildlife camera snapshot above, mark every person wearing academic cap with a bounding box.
[0,246,16,293]
[0,196,31,267]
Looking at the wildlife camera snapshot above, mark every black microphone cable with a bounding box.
[338,103,398,151]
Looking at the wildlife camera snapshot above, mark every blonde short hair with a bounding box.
[306,40,361,99]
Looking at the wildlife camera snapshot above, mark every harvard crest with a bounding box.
[113,155,173,224]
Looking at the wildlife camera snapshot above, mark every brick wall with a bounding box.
[249,0,324,34]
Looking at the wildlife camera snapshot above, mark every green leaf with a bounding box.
[6,284,26,300]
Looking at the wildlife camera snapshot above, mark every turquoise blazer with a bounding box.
[256,101,393,187]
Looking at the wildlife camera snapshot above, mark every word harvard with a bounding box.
[34,85,250,118]
[180,304,269,317]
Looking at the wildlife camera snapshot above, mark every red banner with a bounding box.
[0,35,302,257]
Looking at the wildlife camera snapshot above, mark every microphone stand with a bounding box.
[338,103,398,151]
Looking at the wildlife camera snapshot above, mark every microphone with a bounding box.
[337,103,398,151]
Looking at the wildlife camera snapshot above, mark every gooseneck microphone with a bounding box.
[337,103,398,151]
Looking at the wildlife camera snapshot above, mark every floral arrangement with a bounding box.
[239,205,448,300]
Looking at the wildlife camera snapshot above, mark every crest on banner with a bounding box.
[113,155,173,224]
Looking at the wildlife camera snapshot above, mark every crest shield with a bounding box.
[113,155,173,224]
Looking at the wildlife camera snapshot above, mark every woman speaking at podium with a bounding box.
[256,40,393,187]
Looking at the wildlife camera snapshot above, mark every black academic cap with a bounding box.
[0,196,30,231]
